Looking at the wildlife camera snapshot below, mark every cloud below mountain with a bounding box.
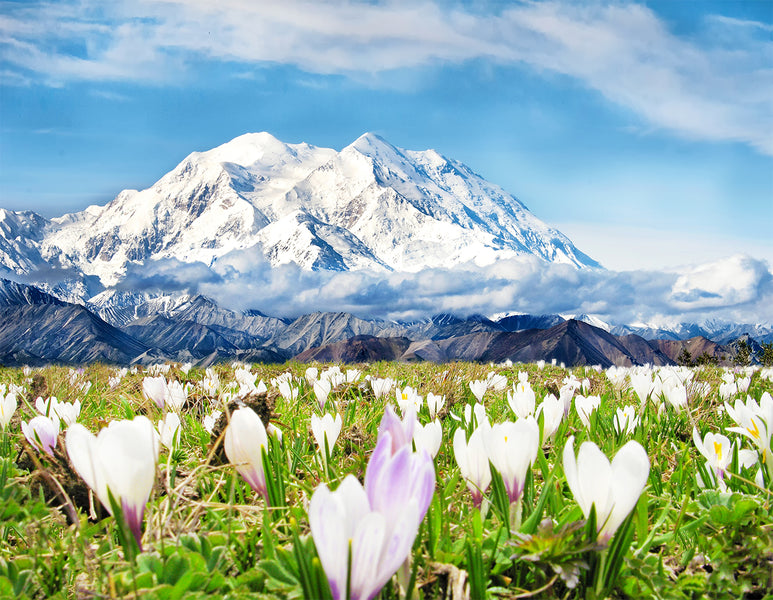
[113,250,773,325]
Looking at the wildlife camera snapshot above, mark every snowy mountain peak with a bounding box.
[196,131,294,166]
[349,131,396,155]
[0,132,600,296]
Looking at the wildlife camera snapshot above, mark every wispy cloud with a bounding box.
[2,1,771,155]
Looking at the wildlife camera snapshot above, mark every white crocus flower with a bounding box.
[725,393,773,472]
[718,380,737,401]
[0,391,17,429]
[536,394,564,440]
[663,382,688,410]
[157,412,182,450]
[563,436,650,542]
[507,378,536,419]
[165,381,187,412]
[463,402,490,430]
[35,395,59,416]
[203,410,221,434]
[66,416,159,549]
[412,419,442,459]
[484,418,540,506]
[469,380,487,403]
[267,423,283,441]
[613,405,639,435]
[453,426,491,507]
[277,379,298,402]
[396,386,422,414]
[224,407,270,502]
[370,377,394,399]
[142,376,168,409]
[200,371,219,396]
[692,428,732,490]
[485,372,508,392]
[559,383,576,416]
[426,393,446,420]
[574,395,600,428]
[53,399,81,427]
[605,366,628,390]
[628,371,653,405]
[321,366,345,388]
[311,413,343,459]
[304,367,319,386]
[314,379,333,411]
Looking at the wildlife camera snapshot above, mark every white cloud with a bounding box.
[2,1,771,155]
[669,255,772,310]
[120,249,772,325]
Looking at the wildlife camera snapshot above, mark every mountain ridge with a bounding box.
[0,278,763,367]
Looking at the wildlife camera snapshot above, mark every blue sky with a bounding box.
[1,0,771,273]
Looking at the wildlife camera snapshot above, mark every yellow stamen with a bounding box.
[713,441,722,462]
[747,419,761,440]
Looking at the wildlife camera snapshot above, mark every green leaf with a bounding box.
[137,553,164,577]
[107,488,140,563]
[521,469,555,535]
[603,510,636,591]
[488,463,510,529]
[160,554,190,586]
[258,559,298,586]
[168,570,195,600]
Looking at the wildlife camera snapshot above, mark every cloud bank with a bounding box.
[114,250,773,326]
[2,1,771,155]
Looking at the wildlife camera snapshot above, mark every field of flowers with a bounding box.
[1,359,772,599]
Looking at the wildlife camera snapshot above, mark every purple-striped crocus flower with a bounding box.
[377,403,415,454]
[66,416,159,549]
[22,414,60,456]
[310,428,435,600]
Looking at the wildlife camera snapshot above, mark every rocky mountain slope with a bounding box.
[2,279,759,368]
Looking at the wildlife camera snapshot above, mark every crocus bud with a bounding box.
[224,407,269,502]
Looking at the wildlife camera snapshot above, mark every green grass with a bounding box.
[0,361,771,599]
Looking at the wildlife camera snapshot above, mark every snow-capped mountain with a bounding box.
[0,132,599,291]
[611,319,773,344]
[0,209,49,274]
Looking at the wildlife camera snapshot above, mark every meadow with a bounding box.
[1,359,771,599]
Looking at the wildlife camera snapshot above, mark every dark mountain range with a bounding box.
[296,321,673,368]
[0,278,67,307]
[268,311,390,356]
[295,335,413,363]
[0,278,762,367]
[123,315,245,360]
[0,303,151,366]
[497,313,566,332]
[649,337,729,364]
